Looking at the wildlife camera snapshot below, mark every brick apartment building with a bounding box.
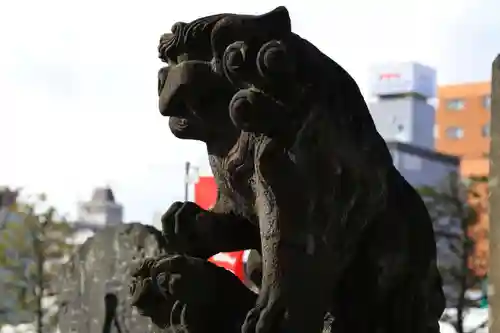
[436,81,491,277]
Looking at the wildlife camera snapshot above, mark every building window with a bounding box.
[482,123,490,137]
[445,126,464,139]
[483,95,491,110]
[446,99,465,111]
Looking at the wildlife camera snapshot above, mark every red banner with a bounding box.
[194,176,217,209]
[194,175,246,281]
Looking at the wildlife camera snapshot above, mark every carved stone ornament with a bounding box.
[131,6,446,333]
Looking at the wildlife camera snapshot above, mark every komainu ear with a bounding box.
[255,6,292,37]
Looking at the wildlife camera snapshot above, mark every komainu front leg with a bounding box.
[242,233,333,333]
[241,139,333,333]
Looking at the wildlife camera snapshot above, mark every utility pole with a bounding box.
[489,54,500,332]
[184,161,191,201]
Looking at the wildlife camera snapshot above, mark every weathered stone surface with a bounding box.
[151,5,445,333]
[57,223,166,333]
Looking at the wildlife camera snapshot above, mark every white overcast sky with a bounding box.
[1,0,498,223]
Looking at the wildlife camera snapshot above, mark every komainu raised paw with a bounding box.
[223,39,303,135]
[130,256,177,329]
[213,10,304,137]
[160,201,212,257]
[130,254,256,333]
[228,88,287,133]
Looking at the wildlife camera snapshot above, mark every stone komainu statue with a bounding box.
[57,223,167,333]
[132,6,446,333]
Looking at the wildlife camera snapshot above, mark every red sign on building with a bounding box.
[379,73,401,80]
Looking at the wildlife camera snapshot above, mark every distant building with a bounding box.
[368,62,437,150]
[77,186,123,226]
[436,81,491,278]
[367,62,460,189]
[71,186,124,245]
[436,81,490,176]
[368,62,462,305]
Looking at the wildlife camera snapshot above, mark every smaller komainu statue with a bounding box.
[130,6,445,333]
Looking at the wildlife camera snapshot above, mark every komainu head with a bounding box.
[158,6,392,173]
[156,6,292,142]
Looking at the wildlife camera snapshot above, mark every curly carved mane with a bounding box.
[158,14,228,63]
